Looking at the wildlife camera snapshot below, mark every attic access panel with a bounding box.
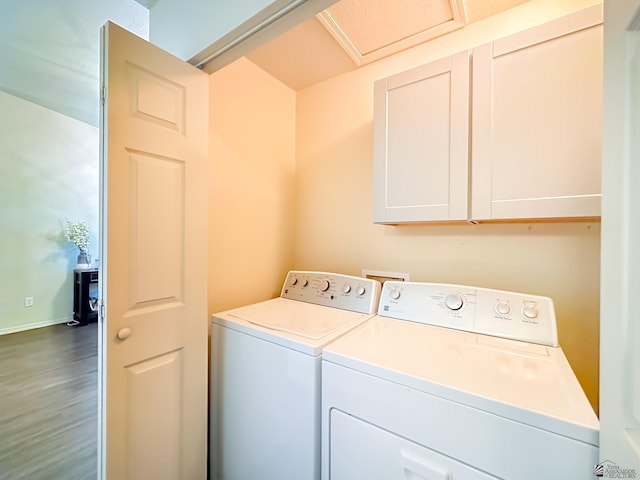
[317,0,466,65]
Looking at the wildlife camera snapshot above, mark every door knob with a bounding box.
[117,328,132,340]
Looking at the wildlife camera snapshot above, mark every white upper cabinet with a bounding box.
[471,5,603,221]
[373,51,470,224]
[373,5,602,224]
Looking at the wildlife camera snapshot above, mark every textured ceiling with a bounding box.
[0,0,148,126]
[246,0,529,90]
[324,0,455,55]
[133,0,158,8]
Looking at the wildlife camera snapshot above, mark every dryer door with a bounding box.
[329,410,498,480]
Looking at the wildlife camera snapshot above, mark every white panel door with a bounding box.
[373,51,470,224]
[600,0,640,475]
[99,22,208,479]
[471,5,603,221]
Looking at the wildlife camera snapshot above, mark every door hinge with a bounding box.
[100,85,106,106]
[100,302,105,320]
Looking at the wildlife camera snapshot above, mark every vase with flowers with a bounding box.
[65,219,91,269]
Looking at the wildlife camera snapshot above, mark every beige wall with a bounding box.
[210,0,602,412]
[208,58,297,314]
[293,0,601,412]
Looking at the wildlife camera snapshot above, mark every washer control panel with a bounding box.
[281,271,382,314]
[380,281,558,347]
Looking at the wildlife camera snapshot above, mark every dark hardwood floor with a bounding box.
[0,323,98,480]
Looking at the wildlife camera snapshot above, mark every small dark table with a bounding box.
[73,268,99,325]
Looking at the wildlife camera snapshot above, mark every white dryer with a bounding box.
[322,281,599,480]
[210,271,381,480]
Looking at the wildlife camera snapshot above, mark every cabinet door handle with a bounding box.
[117,328,132,340]
[401,450,451,480]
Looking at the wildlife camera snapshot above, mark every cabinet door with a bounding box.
[471,5,603,221]
[373,51,470,224]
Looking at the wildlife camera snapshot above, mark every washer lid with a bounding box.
[213,298,375,356]
[323,316,599,445]
[231,300,364,339]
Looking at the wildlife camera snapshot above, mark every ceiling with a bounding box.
[1,0,148,127]
[246,0,529,90]
[134,0,159,7]
[316,0,466,65]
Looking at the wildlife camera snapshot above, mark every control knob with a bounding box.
[495,302,511,316]
[356,286,366,296]
[521,304,539,319]
[343,284,352,294]
[445,293,464,311]
[320,280,330,292]
[389,289,400,300]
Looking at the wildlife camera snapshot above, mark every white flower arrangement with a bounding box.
[65,219,90,253]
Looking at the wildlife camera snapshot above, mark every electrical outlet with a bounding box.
[24,296,34,307]
[362,270,410,286]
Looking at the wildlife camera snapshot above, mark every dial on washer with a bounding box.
[495,302,511,316]
[522,304,539,319]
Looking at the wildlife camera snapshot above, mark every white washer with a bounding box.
[210,271,381,480]
[322,281,599,480]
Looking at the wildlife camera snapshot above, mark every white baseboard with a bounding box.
[0,317,73,336]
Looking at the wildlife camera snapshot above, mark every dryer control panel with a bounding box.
[281,271,382,314]
[379,281,558,347]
